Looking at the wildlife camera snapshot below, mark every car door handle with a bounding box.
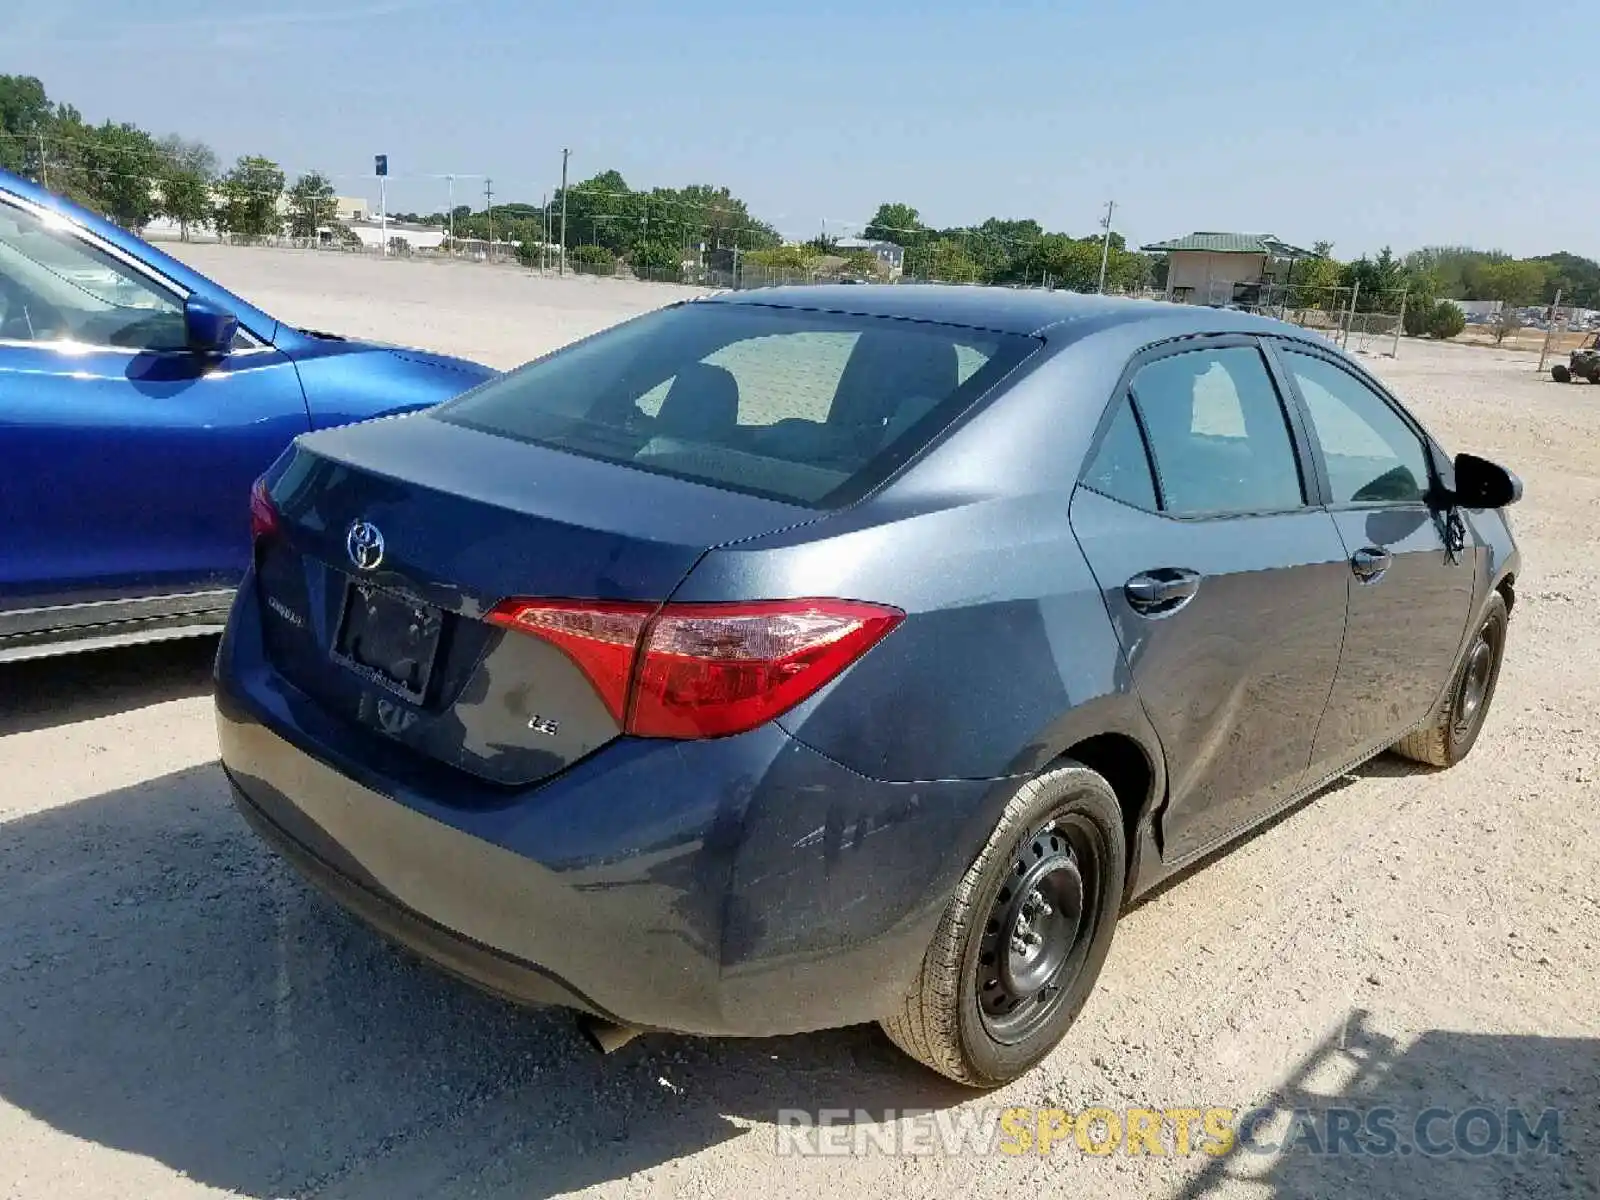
[1351,547,1392,582]
[1124,568,1202,614]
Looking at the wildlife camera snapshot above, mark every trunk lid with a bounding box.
[254,413,818,788]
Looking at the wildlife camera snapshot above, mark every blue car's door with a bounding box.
[0,193,310,615]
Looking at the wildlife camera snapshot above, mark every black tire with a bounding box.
[1392,593,1509,768]
[1551,364,1571,383]
[879,762,1126,1088]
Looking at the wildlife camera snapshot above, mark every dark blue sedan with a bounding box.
[216,285,1521,1086]
[0,168,494,662]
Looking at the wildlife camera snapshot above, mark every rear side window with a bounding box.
[1129,346,1305,516]
[435,303,1038,508]
[1082,398,1158,511]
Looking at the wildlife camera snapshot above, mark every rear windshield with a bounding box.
[432,301,1039,507]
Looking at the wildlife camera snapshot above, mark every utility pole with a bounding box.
[38,132,48,189]
[541,192,549,272]
[1096,199,1116,294]
[447,175,455,252]
[484,178,494,259]
[558,147,570,276]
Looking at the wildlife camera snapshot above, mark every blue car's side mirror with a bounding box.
[184,296,239,357]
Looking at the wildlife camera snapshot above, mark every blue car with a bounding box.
[0,168,495,662]
[216,285,1520,1087]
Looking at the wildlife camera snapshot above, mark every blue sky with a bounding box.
[6,0,1593,258]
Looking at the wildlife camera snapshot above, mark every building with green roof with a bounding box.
[1140,232,1319,306]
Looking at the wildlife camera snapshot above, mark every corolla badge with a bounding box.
[346,520,385,571]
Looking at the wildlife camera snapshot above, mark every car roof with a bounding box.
[700,282,1312,341]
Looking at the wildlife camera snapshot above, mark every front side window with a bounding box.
[0,201,186,350]
[1128,345,1305,516]
[1280,349,1432,505]
[434,302,1038,507]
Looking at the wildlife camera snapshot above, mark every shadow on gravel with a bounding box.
[0,763,969,1199]
[1174,1010,1596,1200]
[1131,753,1435,912]
[0,637,217,736]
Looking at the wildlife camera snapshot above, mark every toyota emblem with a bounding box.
[346,520,385,571]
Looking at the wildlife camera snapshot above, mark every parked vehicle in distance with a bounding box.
[1550,331,1600,383]
[216,284,1521,1087]
[0,168,496,662]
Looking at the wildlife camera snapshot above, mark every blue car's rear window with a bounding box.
[432,301,1039,508]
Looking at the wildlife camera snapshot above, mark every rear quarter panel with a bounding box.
[671,335,1170,788]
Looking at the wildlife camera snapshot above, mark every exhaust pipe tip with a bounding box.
[577,1013,641,1055]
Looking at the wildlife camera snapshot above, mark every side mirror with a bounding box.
[184,296,239,357]
[1452,452,1522,509]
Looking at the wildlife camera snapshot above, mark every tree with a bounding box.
[914,237,981,283]
[1473,259,1548,309]
[1019,234,1102,291]
[569,243,615,271]
[1531,251,1600,308]
[863,202,925,248]
[1403,274,1441,336]
[553,170,636,255]
[842,249,881,277]
[1287,252,1345,308]
[215,155,285,240]
[1426,300,1466,340]
[744,245,819,272]
[0,74,52,178]
[80,121,162,229]
[629,240,681,279]
[1491,307,1523,345]
[286,171,337,239]
[1341,246,1407,310]
[156,135,216,240]
[960,217,1044,284]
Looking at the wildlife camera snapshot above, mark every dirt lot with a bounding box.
[2,248,1595,1199]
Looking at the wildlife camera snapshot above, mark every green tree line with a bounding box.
[7,72,1598,305]
[1,74,345,241]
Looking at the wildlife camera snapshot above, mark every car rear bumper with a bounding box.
[216,582,1007,1036]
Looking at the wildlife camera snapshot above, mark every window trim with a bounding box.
[1263,336,1442,513]
[0,192,268,355]
[1077,332,1325,521]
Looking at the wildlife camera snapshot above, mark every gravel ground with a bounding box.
[1,248,1595,1200]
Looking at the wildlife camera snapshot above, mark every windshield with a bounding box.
[433,301,1038,507]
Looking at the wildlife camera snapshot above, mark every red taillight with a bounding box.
[484,597,903,740]
[250,477,280,541]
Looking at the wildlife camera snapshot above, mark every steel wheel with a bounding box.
[1451,610,1504,747]
[976,814,1104,1045]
